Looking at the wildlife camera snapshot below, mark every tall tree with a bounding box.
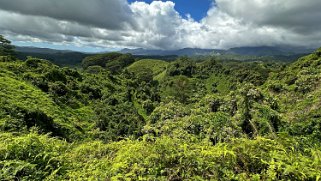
[0,35,15,56]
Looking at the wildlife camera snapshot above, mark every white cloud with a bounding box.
[0,0,320,50]
[216,0,321,33]
[0,0,134,30]
[200,0,321,48]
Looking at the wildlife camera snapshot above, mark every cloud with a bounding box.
[0,0,320,50]
[0,0,134,30]
[215,0,321,34]
[127,1,191,49]
[0,9,129,48]
[203,0,321,48]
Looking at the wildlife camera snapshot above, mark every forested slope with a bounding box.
[1,46,321,180]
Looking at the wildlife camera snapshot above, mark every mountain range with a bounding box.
[120,46,314,56]
[14,46,314,66]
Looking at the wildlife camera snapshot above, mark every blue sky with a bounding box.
[128,0,213,21]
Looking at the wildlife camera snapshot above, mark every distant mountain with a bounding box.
[121,48,223,56]
[120,46,314,58]
[16,45,314,58]
[15,46,89,66]
[15,46,74,54]
[14,45,315,66]
[227,46,284,56]
[176,48,225,56]
[227,46,313,56]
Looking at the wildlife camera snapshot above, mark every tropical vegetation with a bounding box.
[1,35,321,180]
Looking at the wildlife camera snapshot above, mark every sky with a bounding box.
[0,0,321,52]
[127,0,212,21]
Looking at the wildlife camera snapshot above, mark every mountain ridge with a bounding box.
[120,46,314,57]
[15,45,314,57]
[14,45,315,66]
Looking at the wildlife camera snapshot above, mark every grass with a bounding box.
[127,59,169,76]
[154,70,167,82]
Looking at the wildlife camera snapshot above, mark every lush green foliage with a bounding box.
[1,133,321,180]
[82,52,135,72]
[1,38,321,180]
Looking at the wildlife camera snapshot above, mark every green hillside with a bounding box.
[1,40,321,180]
[0,59,97,140]
[127,59,168,76]
[264,48,321,140]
